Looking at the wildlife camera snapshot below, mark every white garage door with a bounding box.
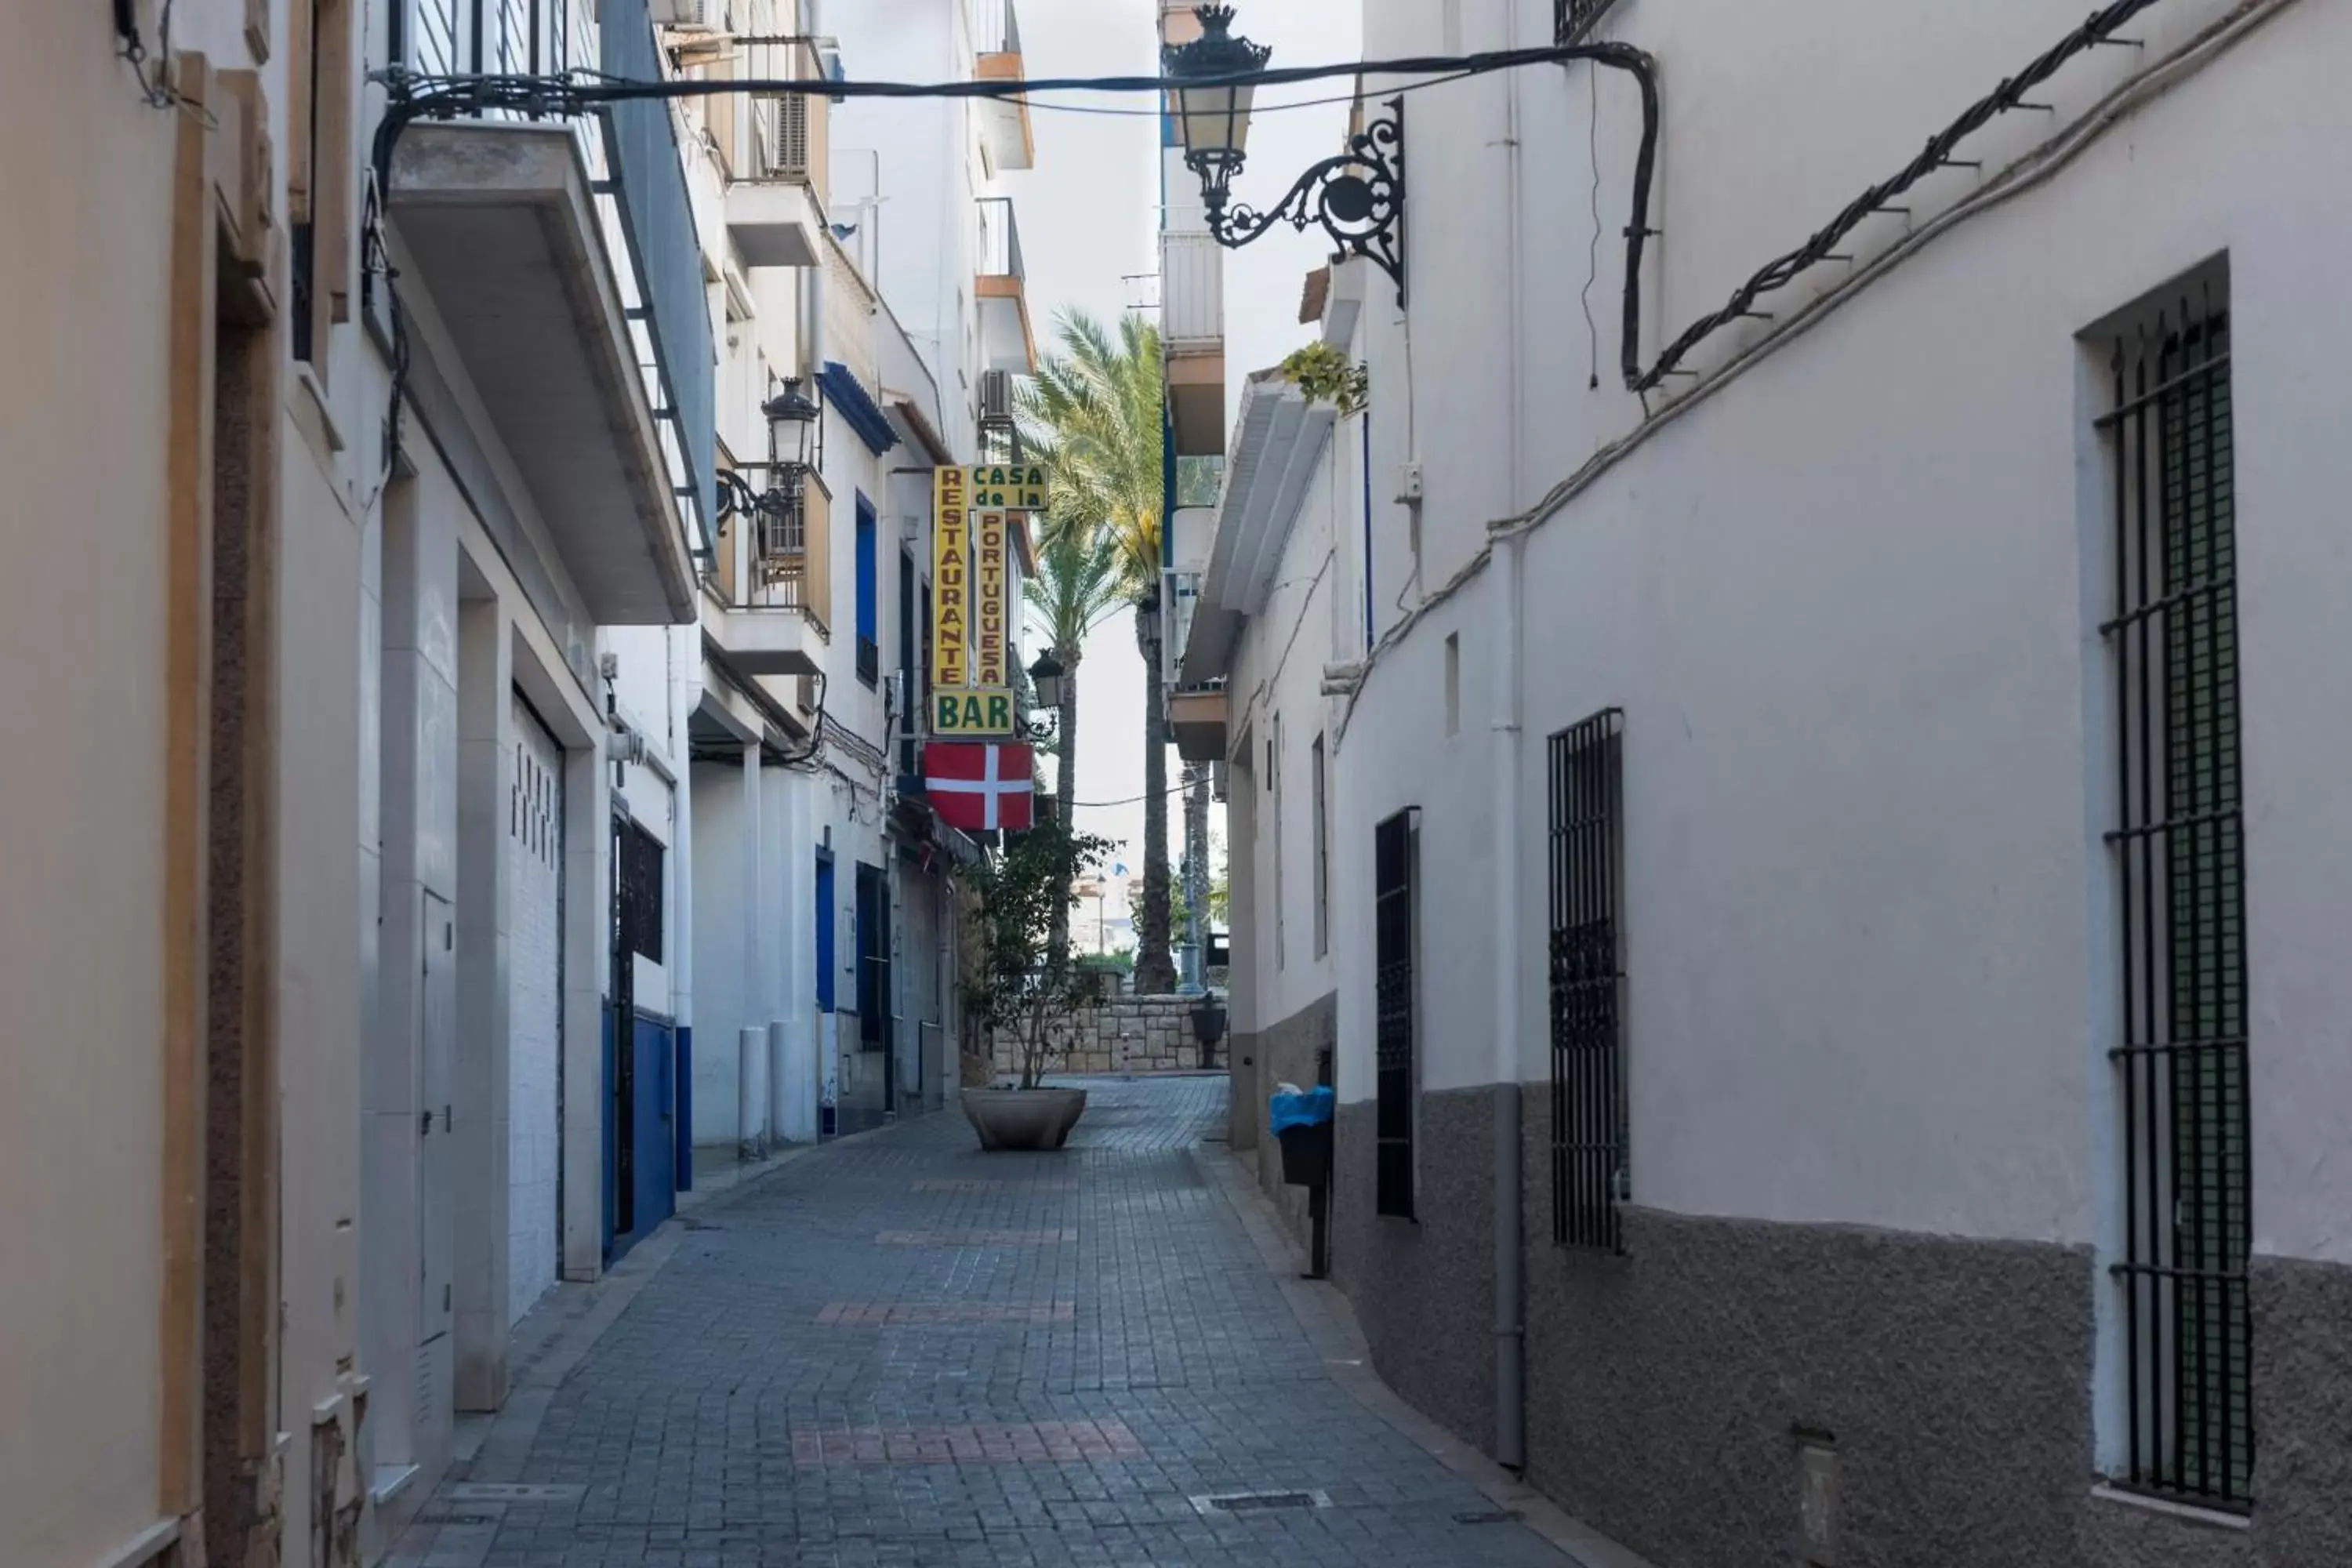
[508,696,564,1326]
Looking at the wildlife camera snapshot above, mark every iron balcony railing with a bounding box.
[973,0,1022,56]
[976,195,1025,281]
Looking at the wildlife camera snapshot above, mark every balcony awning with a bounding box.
[820,361,900,456]
[390,122,697,624]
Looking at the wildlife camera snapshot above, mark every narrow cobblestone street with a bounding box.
[387,1077,1573,1567]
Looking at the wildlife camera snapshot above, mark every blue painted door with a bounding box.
[815,852,837,1012]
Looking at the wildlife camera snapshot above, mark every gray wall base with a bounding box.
[1314,1083,2352,1568]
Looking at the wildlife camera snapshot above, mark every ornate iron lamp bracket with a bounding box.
[1207,97,1406,305]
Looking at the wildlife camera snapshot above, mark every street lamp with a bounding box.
[1163,5,1406,302]
[716,376,822,523]
[1021,648,1065,744]
[764,376,820,469]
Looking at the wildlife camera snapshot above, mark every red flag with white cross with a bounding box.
[924,742,1033,833]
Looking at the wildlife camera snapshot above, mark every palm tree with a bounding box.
[1018,311,1178,993]
[1022,514,1126,965]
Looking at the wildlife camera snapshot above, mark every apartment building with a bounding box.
[0,5,374,1563]
[676,0,1040,1155]
[2,0,724,1557]
[1185,0,2352,1562]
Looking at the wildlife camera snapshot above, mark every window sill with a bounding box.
[2089,1483,2252,1531]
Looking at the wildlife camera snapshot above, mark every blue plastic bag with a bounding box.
[1269,1084,1335,1135]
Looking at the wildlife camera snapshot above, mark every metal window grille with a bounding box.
[1548,709,1626,1250]
[1557,0,1622,44]
[2103,283,2250,1505]
[1373,809,1418,1218]
[619,820,664,963]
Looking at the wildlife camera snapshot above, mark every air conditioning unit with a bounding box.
[979,368,1014,422]
[650,0,721,27]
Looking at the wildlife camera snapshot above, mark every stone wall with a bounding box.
[990,995,1215,1079]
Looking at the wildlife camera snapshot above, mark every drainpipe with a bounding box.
[1490,0,1530,1476]
[671,626,699,1192]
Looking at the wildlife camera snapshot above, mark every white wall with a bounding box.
[1331,0,2352,1259]
[831,1,978,423]
[1229,429,1345,1033]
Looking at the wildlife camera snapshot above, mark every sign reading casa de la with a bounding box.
[969,463,1048,512]
[928,465,1046,743]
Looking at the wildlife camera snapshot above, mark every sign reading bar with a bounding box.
[931,467,969,690]
[933,687,1016,736]
[970,463,1048,512]
[974,510,1008,688]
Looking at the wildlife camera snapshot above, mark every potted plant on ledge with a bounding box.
[961,815,1116,1151]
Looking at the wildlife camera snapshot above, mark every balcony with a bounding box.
[1163,229,1225,456]
[1170,686,1229,764]
[1162,232,1224,349]
[972,0,1035,172]
[702,467,832,677]
[975,197,1037,374]
[722,38,830,269]
[387,0,710,623]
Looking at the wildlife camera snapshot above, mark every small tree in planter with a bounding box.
[960,816,1116,1149]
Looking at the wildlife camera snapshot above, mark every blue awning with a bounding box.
[821,361,900,456]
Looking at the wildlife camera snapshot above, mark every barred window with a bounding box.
[1373,809,1419,1218]
[619,820,665,964]
[2101,275,2250,1506]
[1548,710,1626,1250]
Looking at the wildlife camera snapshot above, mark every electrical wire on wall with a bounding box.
[114,0,179,108]
[1580,59,1602,391]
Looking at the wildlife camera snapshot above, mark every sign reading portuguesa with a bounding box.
[928,465,1047,740]
[969,462,1048,512]
[973,511,1009,689]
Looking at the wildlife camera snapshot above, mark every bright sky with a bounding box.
[1005,0,1361,937]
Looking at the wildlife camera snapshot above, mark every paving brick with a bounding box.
[388,1076,1565,1566]
[815,1301,1076,1326]
[870,1228,1080,1247]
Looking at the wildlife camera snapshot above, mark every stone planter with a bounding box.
[961,1087,1089,1152]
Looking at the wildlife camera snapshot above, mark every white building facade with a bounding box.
[1187,0,2352,1560]
[677,0,1039,1160]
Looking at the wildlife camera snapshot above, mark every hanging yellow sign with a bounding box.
[974,510,1009,688]
[931,467,969,690]
[970,463,1049,512]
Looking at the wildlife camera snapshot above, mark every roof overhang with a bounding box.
[1178,376,1334,686]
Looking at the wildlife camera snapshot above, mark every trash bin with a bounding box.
[1269,1084,1336,1185]
[1269,1085,1337,1279]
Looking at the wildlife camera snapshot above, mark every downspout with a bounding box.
[671,627,699,1192]
[1491,1,1530,1475]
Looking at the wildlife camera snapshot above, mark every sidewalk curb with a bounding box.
[1200,1144,1663,1568]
